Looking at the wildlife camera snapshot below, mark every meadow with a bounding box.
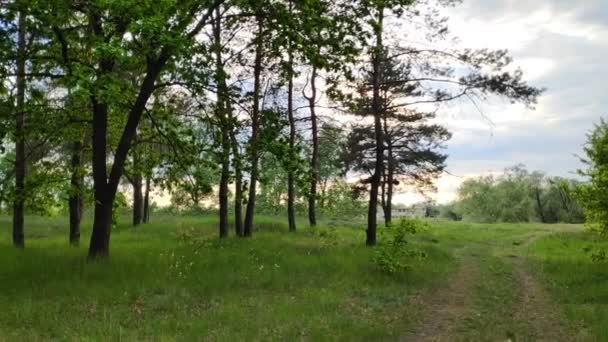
[0,214,606,341]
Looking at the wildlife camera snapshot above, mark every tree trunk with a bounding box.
[131,133,144,227]
[287,23,296,233]
[143,175,151,223]
[386,151,394,227]
[232,133,244,236]
[88,75,157,256]
[383,115,393,227]
[381,170,388,225]
[366,6,384,246]
[87,47,167,258]
[307,65,319,227]
[132,175,144,226]
[244,17,264,237]
[535,188,546,223]
[214,6,230,239]
[89,193,114,258]
[88,94,113,258]
[13,10,27,249]
[69,140,83,245]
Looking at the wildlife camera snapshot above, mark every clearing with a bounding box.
[0,215,605,340]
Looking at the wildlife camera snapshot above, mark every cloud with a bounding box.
[393,0,606,205]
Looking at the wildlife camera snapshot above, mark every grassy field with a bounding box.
[529,229,608,340]
[0,214,606,341]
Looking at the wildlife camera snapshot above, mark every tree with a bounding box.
[455,165,583,223]
[42,1,223,257]
[243,13,266,237]
[576,119,608,234]
[13,8,27,248]
[343,53,451,226]
[337,0,542,245]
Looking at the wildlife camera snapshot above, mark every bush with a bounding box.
[372,218,427,274]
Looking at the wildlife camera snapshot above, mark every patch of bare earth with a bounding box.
[508,234,586,342]
[401,249,479,342]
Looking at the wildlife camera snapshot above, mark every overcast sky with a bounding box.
[395,0,605,204]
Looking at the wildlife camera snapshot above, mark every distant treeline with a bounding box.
[437,165,584,224]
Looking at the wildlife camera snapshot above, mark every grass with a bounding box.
[1,214,605,340]
[529,228,608,340]
[0,213,453,340]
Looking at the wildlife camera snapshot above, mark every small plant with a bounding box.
[161,251,195,279]
[174,225,214,247]
[589,248,607,263]
[306,226,339,250]
[372,218,428,274]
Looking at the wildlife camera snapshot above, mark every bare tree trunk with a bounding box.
[306,66,319,227]
[69,140,83,245]
[286,19,296,233]
[232,133,244,236]
[383,116,393,227]
[143,175,151,223]
[13,10,27,249]
[89,96,114,258]
[214,6,229,238]
[244,17,264,237]
[130,132,144,227]
[132,175,144,226]
[366,6,384,246]
[381,170,388,226]
[386,147,394,226]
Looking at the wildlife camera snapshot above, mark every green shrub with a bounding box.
[372,218,427,274]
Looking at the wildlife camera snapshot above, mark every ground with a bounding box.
[0,214,606,340]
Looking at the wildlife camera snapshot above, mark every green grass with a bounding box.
[529,229,608,340]
[0,214,453,340]
[2,215,604,340]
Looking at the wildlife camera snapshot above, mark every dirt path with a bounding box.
[403,230,579,341]
[401,248,480,342]
[507,233,584,341]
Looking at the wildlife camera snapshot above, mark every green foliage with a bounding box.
[319,180,367,218]
[575,119,608,235]
[0,213,449,340]
[589,248,607,263]
[112,192,128,229]
[305,226,340,251]
[456,165,583,223]
[530,230,608,340]
[372,218,427,274]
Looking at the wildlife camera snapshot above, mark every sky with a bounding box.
[395,0,606,205]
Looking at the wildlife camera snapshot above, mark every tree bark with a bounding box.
[131,133,144,227]
[383,115,393,227]
[88,56,167,258]
[143,175,151,223]
[381,169,388,225]
[244,17,264,237]
[132,175,144,227]
[13,10,27,249]
[85,5,219,257]
[214,6,230,238]
[386,149,394,226]
[232,133,244,236]
[307,66,319,227]
[286,19,296,233]
[69,140,84,245]
[366,6,384,246]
